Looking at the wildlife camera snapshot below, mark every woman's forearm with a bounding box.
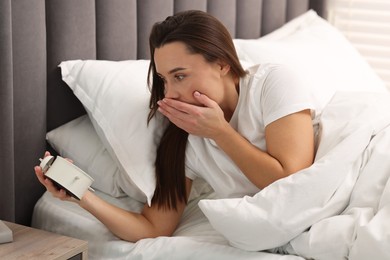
[78,179,190,242]
[213,110,314,189]
[79,191,157,242]
[213,126,285,189]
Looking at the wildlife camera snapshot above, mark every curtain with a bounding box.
[0,0,15,223]
[326,0,390,90]
[0,0,46,226]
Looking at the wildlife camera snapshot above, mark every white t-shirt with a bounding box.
[185,63,319,199]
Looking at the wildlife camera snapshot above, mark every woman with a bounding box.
[35,10,316,242]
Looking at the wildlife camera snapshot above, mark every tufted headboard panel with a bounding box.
[46,0,322,131]
[0,0,325,225]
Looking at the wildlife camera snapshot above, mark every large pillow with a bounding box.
[46,115,125,197]
[233,10,388,114]
[59,59,163,204]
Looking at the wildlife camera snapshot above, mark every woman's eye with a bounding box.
[175,75,185,81]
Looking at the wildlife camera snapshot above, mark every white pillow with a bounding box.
[59,59,163,204]
[234,10,387,114]
[46,115,124,197]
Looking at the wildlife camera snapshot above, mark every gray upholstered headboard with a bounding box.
[0,0,325,226]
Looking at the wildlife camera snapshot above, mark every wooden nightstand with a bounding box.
[0,221,88,259]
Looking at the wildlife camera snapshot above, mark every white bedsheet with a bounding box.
[198,91,390,260]
[32,190,303,260]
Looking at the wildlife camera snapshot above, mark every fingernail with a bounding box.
[194,91,200,97]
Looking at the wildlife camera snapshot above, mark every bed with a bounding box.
[2,0,390,259]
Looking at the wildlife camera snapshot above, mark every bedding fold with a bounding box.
[199,91,390,260]
[32,190,303,259]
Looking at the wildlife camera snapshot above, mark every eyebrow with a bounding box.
[156,67,187,79]
[168,67,186,74]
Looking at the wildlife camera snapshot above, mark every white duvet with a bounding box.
[33,91,390,260]
[32,190,302,260]
[199,91,390,260]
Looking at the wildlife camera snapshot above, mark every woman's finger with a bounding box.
[35,165,60,194]
[160,98,201,115]
[193,91,217,108]
[65,158,74,163]
[34,166,47,186]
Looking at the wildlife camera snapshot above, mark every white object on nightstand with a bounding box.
[0,220,13,244]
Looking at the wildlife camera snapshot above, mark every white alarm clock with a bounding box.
[39,156,94,200]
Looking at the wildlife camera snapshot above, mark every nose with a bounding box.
[164,82,179,99]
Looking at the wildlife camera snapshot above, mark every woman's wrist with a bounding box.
[79,190,93,209]
[213,122,236,146]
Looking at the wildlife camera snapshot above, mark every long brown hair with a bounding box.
[147,10,246,210]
